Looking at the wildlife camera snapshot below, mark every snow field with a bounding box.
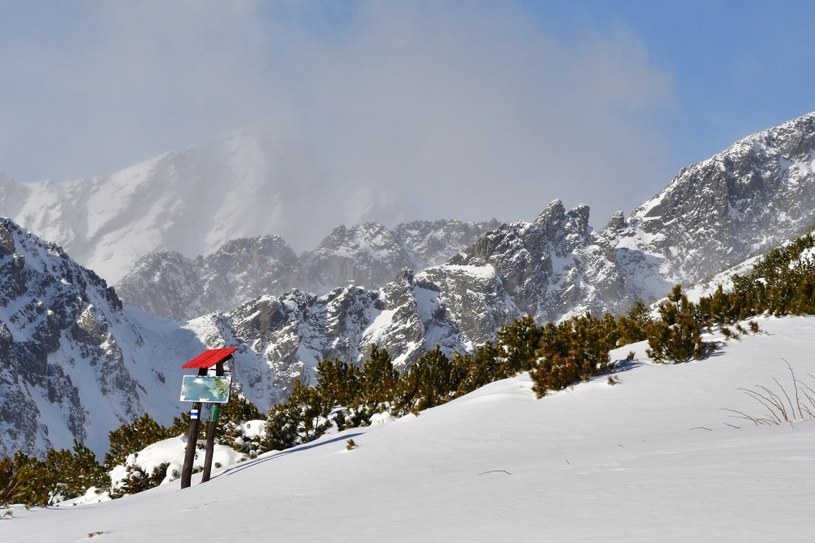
[3,316,815,542]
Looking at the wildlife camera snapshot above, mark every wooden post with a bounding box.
[200,361,225,484]
[200,403,221,483]
[180,368,208,489]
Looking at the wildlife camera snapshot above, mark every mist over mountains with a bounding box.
[0,125,365,283]
[0,111,814,458]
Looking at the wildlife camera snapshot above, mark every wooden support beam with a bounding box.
[200,362,225,483]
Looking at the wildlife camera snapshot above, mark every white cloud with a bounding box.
[0,1,673,229]
[288,4,673,225]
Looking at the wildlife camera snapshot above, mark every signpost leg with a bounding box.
[180,401,203,489]
[201,404,221,483]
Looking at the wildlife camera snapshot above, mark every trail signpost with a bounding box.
[179,347,237,489]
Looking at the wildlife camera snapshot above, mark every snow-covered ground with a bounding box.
[3,316,815,542]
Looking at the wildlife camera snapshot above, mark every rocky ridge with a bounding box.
[117,218,499,320]
[0,219,192,458]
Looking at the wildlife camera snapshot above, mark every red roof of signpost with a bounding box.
[181,347,238,369]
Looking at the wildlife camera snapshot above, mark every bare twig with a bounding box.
[722,407,771,426]
[478,470,511,476]
[772,377,796,420]
[781,359,804,419]
[726,361,815,426]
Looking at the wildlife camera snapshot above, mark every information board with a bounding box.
[179,375,232,403]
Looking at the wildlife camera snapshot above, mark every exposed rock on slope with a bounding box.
[116,235,299,320]
[0,219,191,458]
[181,112,815,327]
[452,112,815,321]
[201,261,518,399]
[0,218,509,457]
[623,112,815,284]
[451,201,631,322]
[117,219,499,320]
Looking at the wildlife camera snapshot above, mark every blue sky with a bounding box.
[525,0,815,173]
[0,1,813,227]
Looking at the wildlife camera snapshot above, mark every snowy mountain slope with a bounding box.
[450,112,815,322]
[0,218,514,457]
[0,219,302,458]
[116,218,499,320]
[0,219,186,458]
[0,126,342,283]
[5,316,815,542]
[4,111,814,322]
[619,111,815,287]
[299,219,501,294]
[115,235,300,320]
[187,263,518,399]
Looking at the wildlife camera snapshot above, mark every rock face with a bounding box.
[0,219,185,458]
[116,235,299,320]
[144,111,815,327]
[200,262,519,400]
[451,201,630,322]
[185,108,815,402]
[0,218,511,458]
[623,112,815,284]
[117,219,499,320]
[452,112,815,322]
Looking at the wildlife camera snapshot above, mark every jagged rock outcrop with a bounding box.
[0,219,163,458]
[117,235,299,319]
[451,112,815,321]
[452,201,630,321]
[202,262,518,397]
[298,223,415,293]
[0,218,508,458]
[117,219,499,320]
[622,112,815,284]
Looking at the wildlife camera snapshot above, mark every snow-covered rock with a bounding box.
[0,219,183,458]
[451,112,815,321]
[0,219,285,458]
[117,219,499,320]
[116,235,299,320]
[619,111,815,289]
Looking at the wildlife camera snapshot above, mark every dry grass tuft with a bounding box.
[723,359,815,426]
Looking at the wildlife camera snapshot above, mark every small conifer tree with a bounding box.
[495,315,542,375]
[646,285,714,363]
[616,300,651,345]
[394,346,461,413]
[263,379,332,451]
[361,345,398,405]
[105,413,174,470]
